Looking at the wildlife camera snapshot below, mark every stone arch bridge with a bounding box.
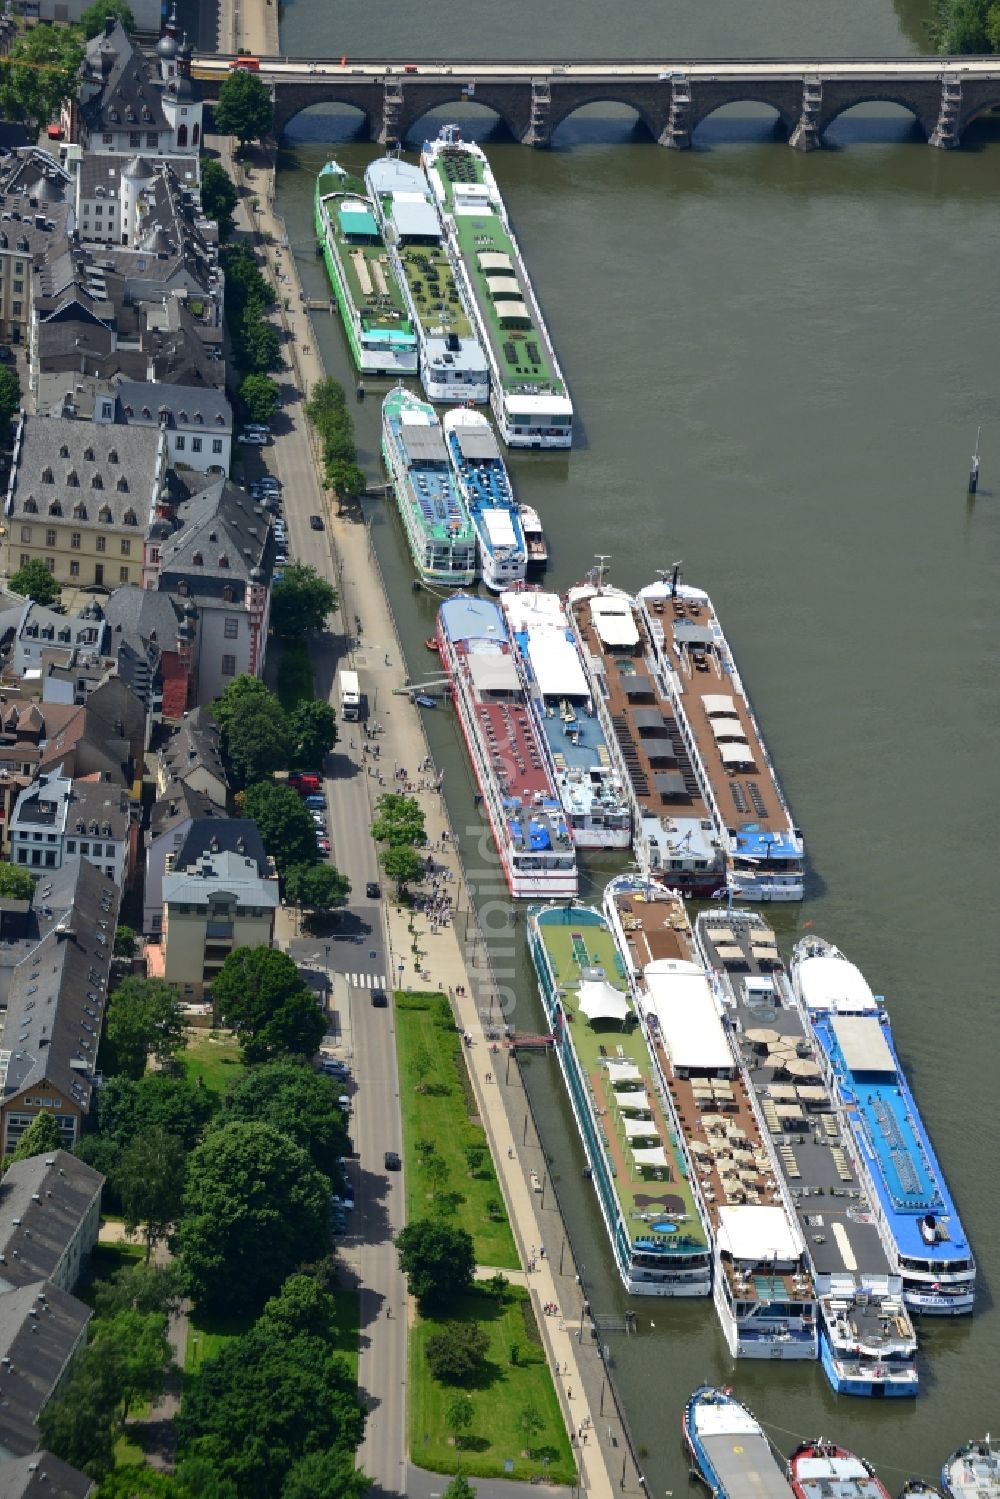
[191,55,1000,149]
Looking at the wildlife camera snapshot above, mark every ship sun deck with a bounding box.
[642,587,798,862]
[323,198,410,327]
[697,911,890,1281]
[388,418,475,547]
[534,907,705,1258]
[612,889,804,1309]
[397,240,473,340]
[570,589,720,874]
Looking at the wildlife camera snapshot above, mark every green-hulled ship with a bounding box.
[314,162,418,377]
[381,385,477,587]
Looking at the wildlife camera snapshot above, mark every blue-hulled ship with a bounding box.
[381,386,476,587]
[790,937,975,1316]
[500,588,631,849]
[443,407,527,591]
[683,1386,791,1499]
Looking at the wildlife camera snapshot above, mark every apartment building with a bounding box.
[161,844,278,1000]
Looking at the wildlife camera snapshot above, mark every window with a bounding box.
[177,124,188,148]
[12,302,21,316]
[13,281,22,294]
[212,438,223,454]
[66,840,75,853]
[103,132,113,145]
[221,654,236,677]
[70,560,80,578]
[120,539,131,556]
[94,206,102,217]
[45,558,55,573]
[192,437,202,453]
[14,262,23,275]
[193,123,200,145]
[146,131,158,148]
[175,435,185,452]
[101,401,113,420]
[45,528,56,547]
[149,546,159,563]
[119,565,129,582]
[129,132,141,148]
[19,526,30,543]
[71,532,81,549]
[96,535,106,552]
[19,553,29,567]
[224,617,239,639]
[78,841,88,855]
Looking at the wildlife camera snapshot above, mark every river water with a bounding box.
[273,0,1000,1486]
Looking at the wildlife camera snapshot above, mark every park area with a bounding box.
[395,992,517,1269]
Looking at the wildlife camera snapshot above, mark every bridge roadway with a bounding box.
[193,53,1000,148]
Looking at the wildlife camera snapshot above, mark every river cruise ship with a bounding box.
[500,589,631,849]
[638,577,804,902]
[789,1442,891,1499]
[605,877,816,1361]
[437,595,576,898]
[365,155,489,404]
[941,1439,1000,1499]
[696,910,918,1398]
[528,903,711,1296]
[567,582,727,893]
[381,387,476,587]
[684,1386,793,1499]
[421,125,573,449]
[790,938,975,1316]
[313,162,418,377]
[443,408,527,591]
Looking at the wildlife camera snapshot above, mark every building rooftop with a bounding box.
[0,1152,103,1292]
[0,1281,91,1459]
[158,706,225,795]
[79,20,170,139]
[163,846,279,908]
[114,379,231,435]
[4,416,162,533]
[157,479,273,593]
[150,782,222,841]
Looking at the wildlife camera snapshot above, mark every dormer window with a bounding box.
[222,585,235,603]
[117,476,128,492]
[91,474,103,489]
[218,553,229,568]
[66,471,78,488]
[123,508,138,526]
[48,499,63,515]
[215,413,225,425]
[108,448,119,463]
[177,579,189,596]
[178,411,188,424]
[72,502,87,520]
[98,504,112,523]
[194,412,204,424]
[41,466,53,483]
[23,496,37,514]
[58,444,69,458]
[192,551,203,566]
[83,446,95,461]
[141,406,151,419]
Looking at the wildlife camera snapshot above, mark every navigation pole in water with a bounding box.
[968,426,981,495]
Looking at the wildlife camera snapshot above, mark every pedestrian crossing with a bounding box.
[345,972,387,990]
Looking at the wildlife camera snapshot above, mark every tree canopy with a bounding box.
[242,779,319,875]
[240,372,281,425]
[9,1110,61,1162]
[215,675,291,785]
[382,844,423,893]
[284,861,350,915]
[175,1123,331,1316]
[10,557,60,606]
[289,697,338,766]
[80,0,135,36]
[104,977,187,1080]
[0,25,85,137]
[214,67,274,148]
[396,1219,475,1313]
[211,945,325,1064]
[116,1127,186,1261]
[271,563,338,638]
[934,0,1000,49]
[96,1072,218,1154]
[425,1320,490,1385]
[177,1276,365,1496]
[0,364,22,437]
[371,792,426,847]
[0,862,33,900]
[222,1059,349,1179]
[200,158,239,237]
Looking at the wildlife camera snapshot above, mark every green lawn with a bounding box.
[178,1032,245,1099]
[409,1286,575,1485]
[275,638,315,712]
[184,1305,254,1376]
[331,1288,360,1380]
[395,993,517,1269]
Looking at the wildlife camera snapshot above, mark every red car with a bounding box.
[316,837,331,854]
[290,772,322,794]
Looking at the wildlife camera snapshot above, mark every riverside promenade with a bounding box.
[206,0,641,1493]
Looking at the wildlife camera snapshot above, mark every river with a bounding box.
[271,0,1000,1487]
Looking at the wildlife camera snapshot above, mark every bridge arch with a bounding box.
[547,94,664,144]
[817,93,936,144]
[957,96,1000,137]
[689,97,798,142]
[278,100,372,145]
[399,98,517,148]
[394,86,528,146]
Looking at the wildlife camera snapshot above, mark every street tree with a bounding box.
[463,1143,486,1177]
[424,1320,490,1385]
[213,67,274,149]
[240,303,283,373]
[9,1111,61,1162]
[96,1072,217,1154]
[271,562,338,637]
[0,365,22,438]
[240,372,280,424]
[0,25,85,138]
[214,675,290,784]
[325,458,367,510]
[242,779,318,874]
[211,945,325,1063]
[200,158,239,236]
[396,1219,474,1312]
[442,1478,478,1499]
[80,0,134,35]
[104,977,186,1080]
[0,863,33,900]
[222,1059,350,1178]
[10,558,60,606]
[92,1261,183,1324]
[176,1121,331,1316]
[516,1403,546,1455]
[284,861,350,916]
[382,843,423,893]
[371,792,427,846]
[282,1451,370,1499]
[289,697,338,766]
[116,1127,186,1261]
[445,1394,474,1449]
[113,923,136,959]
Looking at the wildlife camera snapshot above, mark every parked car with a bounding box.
[245,422,271,435]
[338,1094,351,1113]
[309,514,324,531]
[290,772,322,793]
[257,475,282,491]
[384,1150,401,1171]
[365,880,381,899]
[321,1057,349,1078]
[371,988,388,1009]
[238,430,268,445]
[316,837,331,853]
[305,794,326,809]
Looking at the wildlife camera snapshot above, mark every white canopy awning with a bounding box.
[796,953,876,1014]
[641,959,734,1073]
[631,1146,669,1168]
[831,1015,895,1075]
[703,693,738,718]
[710,717,747,743]
[716,1203,803,1264]
[589,593,640,649]
[486,274,521,299]
[496,301,531,323]
[477,250,514,273]
[719,741,755,767]
[604,1059,641,1083]
[527,632,588,700]
[577,977,629,1023]
[613,1086,647,1113]
[467,651,519,695]
[622,1115,658,1139]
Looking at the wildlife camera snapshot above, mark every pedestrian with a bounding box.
[384,652,390,666]
[568,1387,573,1400]
[507,1146,514,1159]
[539,1244,546,1259]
